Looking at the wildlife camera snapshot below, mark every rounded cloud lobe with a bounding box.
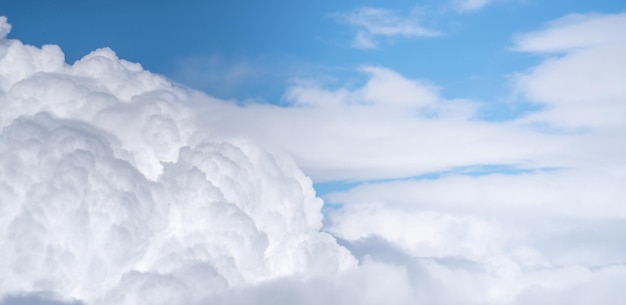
[0,17,354,305]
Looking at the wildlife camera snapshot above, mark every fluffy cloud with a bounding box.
[331,7,440,49]
[0,17,354,305]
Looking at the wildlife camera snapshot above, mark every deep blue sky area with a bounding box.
[1,0,624,103]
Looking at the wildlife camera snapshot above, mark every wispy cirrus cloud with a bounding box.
[331,7,440,49]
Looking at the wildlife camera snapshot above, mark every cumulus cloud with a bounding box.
[0,17,355,305]
[331,7,440,49]
[2,10,626,305]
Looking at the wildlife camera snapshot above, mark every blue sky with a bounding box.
[3,0,624,103]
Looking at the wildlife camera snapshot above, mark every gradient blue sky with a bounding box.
[2,0,623,103]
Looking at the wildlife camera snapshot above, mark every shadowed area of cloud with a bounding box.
[0,293,83,305]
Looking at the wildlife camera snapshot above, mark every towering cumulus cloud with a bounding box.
[0,17,354,304]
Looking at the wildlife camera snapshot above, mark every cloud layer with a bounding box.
[513,12,626,128]
[321,11,626,304]
[2,10,626,304]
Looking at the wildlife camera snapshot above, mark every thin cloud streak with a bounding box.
[512,12,626,53]
[331,7,440,49]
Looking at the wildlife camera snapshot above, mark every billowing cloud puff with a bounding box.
[0,17,354,305]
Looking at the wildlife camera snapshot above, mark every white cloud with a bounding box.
[285,66,441,108]
[0,16,10,40]
[197,66,570,181]
[353,31,377,49]
[513,13,626,53]
[326,169,626,221]
[325,168,626,266]
[0,17,355,305]
[332,7,440,49]
[316,11,626,305]
[512,13,626,129]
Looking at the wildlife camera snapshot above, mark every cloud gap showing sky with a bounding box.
[1,1,626,304]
